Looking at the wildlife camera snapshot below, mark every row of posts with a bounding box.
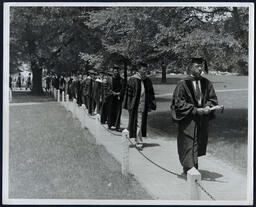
[54,88,202,200]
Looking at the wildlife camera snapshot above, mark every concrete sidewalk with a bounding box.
[61,100,247,201]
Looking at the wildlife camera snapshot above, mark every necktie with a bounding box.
[195,80,201,106]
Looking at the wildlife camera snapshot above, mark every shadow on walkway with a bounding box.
[129,143,160,149]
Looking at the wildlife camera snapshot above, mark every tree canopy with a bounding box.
[10,6,249,93]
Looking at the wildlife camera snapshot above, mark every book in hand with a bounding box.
[209,105,224,113]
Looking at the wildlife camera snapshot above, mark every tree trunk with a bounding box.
[123,62,128,84]
[31,61,44,95]
[161,64,167,83]
[232,8,240,32]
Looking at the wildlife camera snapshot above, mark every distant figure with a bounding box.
[67,75,73,99]
[93,72,103,115]
[170,58,218,174]
[76,74,83,106]
[45,74,51,92]
[70,75,78,100]
[17,73,22,90]
[123,62,156,150]
[59,75,66,94]
[9,75,12,90]
[26,73,32,90]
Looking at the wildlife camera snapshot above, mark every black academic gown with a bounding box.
[123,75,156,138]
[93,79,103,114]
[85,77,95,115]
[107,75,124,128]
[76,80,83,106]
[170,76,218,169]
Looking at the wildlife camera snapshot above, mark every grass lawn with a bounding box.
[149,75,248,174]
[9,102,152,199]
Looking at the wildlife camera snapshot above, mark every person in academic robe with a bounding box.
[67,75,73,99]
[17,73,22,90]
[76,74,83,106]
[81,74,87,107]
[85,70,96,115]
[26,73,32,90]
[59,74,66,94]
[107,66,124,131]
[45,74,51,92]
[70,75,78,100]
[52,74,59,90]
[55,74,60,90]
[170,58,218,174]
[123,62,156,150]
[9,75,13,90]
[100,71,112,124]
[93,72,103,115]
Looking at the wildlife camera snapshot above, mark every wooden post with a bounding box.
[81,104,86,128]
[9,89,12,102]
[77,105,83,123]
[96,114,101,122]
[65,94,69,110]
[57,90,60,102]
[62,91,65,102]
[72,98,76,117]
[53,88,57,99]
[187,167,201,200]
[122,129,129,177]
[75,103,79,119]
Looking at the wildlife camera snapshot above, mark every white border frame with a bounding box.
[2,2,254,205]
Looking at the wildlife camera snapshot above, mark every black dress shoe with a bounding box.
[136,143,143,151]
[183,167,190,174]
[115,128,122,132]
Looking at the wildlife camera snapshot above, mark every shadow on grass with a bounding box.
[148,108,247,142]
[155,97,172,103]
[11,91,55,103]
[148,108,248,171]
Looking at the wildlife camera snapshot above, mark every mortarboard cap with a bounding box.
[88,70,97,75]
[138,62,148,68]
[190,58,208,73]
[112,65,120,70]
[99,70,106,74]
[107,71,113,76]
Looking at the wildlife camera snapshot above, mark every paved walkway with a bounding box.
[61,99,248,202]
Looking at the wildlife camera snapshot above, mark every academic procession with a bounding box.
[6,4,252,205]
[10,58,245,201]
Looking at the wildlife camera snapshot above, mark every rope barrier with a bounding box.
[100,124,122,136]
[195,179,216,200]
[62,95,216,200]
[123,133,186,178]
[80,106,122,136]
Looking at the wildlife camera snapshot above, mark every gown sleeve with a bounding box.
[171,81,197,122]
[204,80,218,107]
